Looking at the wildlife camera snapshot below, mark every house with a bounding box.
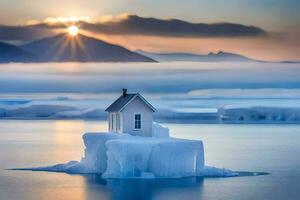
[105,89,156,137]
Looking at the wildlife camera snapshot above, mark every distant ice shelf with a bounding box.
[2,98,300,124]
[219,106,300,123]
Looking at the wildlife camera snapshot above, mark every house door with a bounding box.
[111,113,120,132]
[111,114,116,132]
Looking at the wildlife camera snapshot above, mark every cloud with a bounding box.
[80,15,267,38]
[0,14,266,42]
[0,24,58,42]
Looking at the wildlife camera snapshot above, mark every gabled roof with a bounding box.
[105,93,156,112]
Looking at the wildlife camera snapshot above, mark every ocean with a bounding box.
[1,120,300,200]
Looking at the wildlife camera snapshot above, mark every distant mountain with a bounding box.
[136,50,258,62]
[280,60,300,64]
[20,34,156,62]
[0,41,33,63]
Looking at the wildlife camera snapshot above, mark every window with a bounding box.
[134,114,141,130]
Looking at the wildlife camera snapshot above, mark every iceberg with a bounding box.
[152,122,169,138]
[17,123,239,179]
[103,137,204,178]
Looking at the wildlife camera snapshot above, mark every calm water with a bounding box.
[1,120,300,200]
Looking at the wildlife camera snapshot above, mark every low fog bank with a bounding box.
[0,62,300,93]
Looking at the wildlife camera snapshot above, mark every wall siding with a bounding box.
[121,97,153,137]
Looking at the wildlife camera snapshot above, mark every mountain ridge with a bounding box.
[0,41,34,63]
[20,34,156,62]
[0,35,299,63]
[136,50,260,62]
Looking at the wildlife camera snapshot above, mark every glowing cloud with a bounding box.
[44,16,91,24]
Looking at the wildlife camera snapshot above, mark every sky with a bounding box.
[0,0,300,61]
[1,0,299,30]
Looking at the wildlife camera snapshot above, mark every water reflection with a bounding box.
[54,120,85,145]
[83,175,204,200]
[50,120,108,162]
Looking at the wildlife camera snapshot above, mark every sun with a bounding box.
[68,25,79,36]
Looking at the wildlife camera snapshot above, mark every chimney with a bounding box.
[122,88,128,97]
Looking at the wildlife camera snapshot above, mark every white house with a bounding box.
[105,89,156,137]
